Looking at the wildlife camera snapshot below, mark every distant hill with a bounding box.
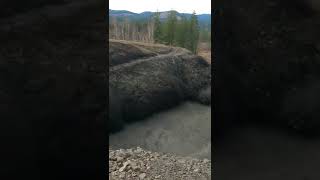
[109,9,211,29]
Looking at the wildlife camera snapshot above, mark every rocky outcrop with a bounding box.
[214,0,320,133]
[0,0,106,179]
[109,41,211,133]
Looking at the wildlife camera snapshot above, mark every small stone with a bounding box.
[116,156,124,162]
[111,166,117,171]
[119,173,125,178]
[139,173,146,179]
[119,161,130,172]
[203,159,209,163]
[155,175,161,179]
[132,165,140,171]
[136,147,142,153]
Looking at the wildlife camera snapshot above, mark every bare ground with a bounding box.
[109,40,212,179]
[109,147,211,180]
[197,42,211,64]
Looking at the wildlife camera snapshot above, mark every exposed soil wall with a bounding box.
[0,1,106,179]
[214,0,320,133]
[109,41,211,133]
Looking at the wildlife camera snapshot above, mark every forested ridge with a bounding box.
[109,10,211,53]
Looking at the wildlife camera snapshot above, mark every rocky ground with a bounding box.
[109,147,211,180]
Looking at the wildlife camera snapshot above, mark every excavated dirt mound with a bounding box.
[214,0,320,133]
[0,1,106,179]
[109,40,174,67]
[109,40,211,133]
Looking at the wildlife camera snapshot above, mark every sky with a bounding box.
[109,0,211,14]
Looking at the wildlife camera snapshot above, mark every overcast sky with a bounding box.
[109,0,211,14]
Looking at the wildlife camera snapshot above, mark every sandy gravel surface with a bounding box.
[109,147,211,180]
[109,102,211,160]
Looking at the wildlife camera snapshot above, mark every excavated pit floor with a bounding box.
[109,102,211,160]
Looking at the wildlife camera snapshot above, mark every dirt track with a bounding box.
[110,47,190,72]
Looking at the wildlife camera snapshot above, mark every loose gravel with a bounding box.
[109,147,211,180]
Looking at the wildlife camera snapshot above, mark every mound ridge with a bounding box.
[109,40,211,133]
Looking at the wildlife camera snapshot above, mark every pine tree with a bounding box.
[153,11,162,43]
[166,10,177,46]
[175,16,188,48]
[189,11,200,53]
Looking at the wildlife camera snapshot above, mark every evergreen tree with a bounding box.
[153,11,162,43]
[175,16,188,48]
[189,11,200,53]
[166,10,177,46]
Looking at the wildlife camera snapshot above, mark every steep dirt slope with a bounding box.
[109,40,211,133]
[214,0,320,133]
[0,1,106,179]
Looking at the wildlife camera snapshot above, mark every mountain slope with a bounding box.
[109,9,211,28]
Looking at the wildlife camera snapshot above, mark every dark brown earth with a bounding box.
[214,0,320,133]
[0,1,106,179]
[214,1,320,180]
[109,40,211,133]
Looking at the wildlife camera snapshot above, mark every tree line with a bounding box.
[109,10,210,54]
[154,11,203,53]
[109,17,154,42]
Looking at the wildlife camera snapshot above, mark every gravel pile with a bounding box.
[109,147,211,180]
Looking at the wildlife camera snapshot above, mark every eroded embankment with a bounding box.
[0,1,106,179]
[214,0,320,133]
[109,40,211,133]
